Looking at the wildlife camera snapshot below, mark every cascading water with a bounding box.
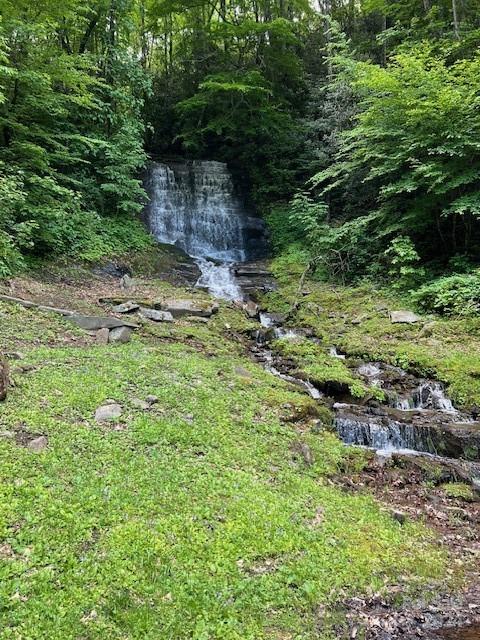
[144,160,267,299]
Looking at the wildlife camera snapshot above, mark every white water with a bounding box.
[195,258,242,300]
[394,382,456,413]
[145,160,260,300]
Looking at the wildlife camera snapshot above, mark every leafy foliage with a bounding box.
[0,2,150,274]
[412,271,480,316]
[384,236,425,291]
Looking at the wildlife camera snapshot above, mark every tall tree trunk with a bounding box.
[452,0,460,38]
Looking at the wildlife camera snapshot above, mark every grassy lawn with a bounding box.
[0,279,448,639]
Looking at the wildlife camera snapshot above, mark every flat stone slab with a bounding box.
[95,403,122,422]
[156,299,218,318]
[139,308,174,323]
[390,310,421,324]
[68,315,138,331]
[112,301,140,314]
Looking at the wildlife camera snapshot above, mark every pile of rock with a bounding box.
[67,315,139,345]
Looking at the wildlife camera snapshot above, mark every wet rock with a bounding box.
[0,359,8,401]
[139,307,174,323]
[259,312,286,327]
[157,299,218,318]
[95,328,110,345]
[112,301,140,314]
[27,435,48,453]
[390,310,421,324]
[109,326,133,344]
[243,300,259,319]
[69,315,138,331]
[95,403,122,422]
[253,327,276,345]
[234,266,272,278]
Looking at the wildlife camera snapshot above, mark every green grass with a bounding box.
[0,286,448,639]
[271,338,380,400]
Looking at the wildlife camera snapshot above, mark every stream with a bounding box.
[251,311,480,483]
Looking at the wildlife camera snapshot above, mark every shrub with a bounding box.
[384,236,425,291]
[412,271,480,316]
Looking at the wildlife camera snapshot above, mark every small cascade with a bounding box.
[195,258,242,300]
[329,347,346,359]
[267,363,322,399]
[144,160,267,300]
[335,413,435,453]
[392,382,457,413]
[334,405,438,454]
[413,382,456,412]
[250,314,479,469]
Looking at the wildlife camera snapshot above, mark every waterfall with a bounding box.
[144,160,266,299]
[334,411,438,454]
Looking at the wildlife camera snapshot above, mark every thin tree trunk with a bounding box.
[452,0,460,38]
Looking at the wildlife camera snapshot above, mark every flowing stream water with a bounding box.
[144,160,266,299]
[255,315,480,477]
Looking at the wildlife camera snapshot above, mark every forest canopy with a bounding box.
[1,0,480,308]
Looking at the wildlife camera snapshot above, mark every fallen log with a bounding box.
[0,294,73,316]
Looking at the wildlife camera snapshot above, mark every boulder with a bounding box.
[112,301,140,314]
[131,397,150,410]
[419,321,436,338]
[95,403,122,422]
[109,326,133,344]
[139,307,174,323]
[390,310,421,324]
[156,298,218,318]
[95,328,110,345]
[69,315,138,331]
[120,274,135,290]
[27,435,48,453]
[243,300,259,319]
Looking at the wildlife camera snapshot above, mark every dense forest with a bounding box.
[1,0,480,312]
